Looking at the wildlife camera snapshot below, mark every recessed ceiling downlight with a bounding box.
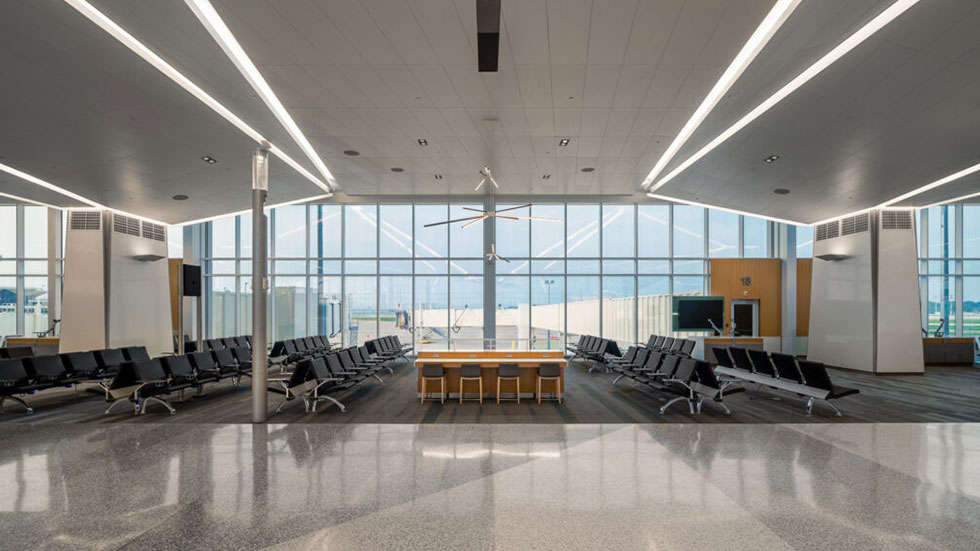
[774,188,790,195]
[390,167,404,173]
[343,150,360,157]
[172,194,189,201]
[201,155,217,164]
[764,155,780,163]
[581,167,595,173]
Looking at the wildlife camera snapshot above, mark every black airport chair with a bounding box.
[105,359,186,416]
[728,347,756,372]
[188,352,225,381]
[122,346,150,362]
[0,358,52,413]
[770,353,805,383]
[1,346,34,359]
[690,360,744,415]
[796,360,860,416]
[268,358,314,413]
[748,349,777,378]
[26,355,81,386]
[211,348,242,380]
[61,351,102,379]
[306,357,356,413]
[95,348,127,377]
[325,353,367,384]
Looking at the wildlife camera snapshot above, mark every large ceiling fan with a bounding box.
[421,117,558,262]
[423,201,558,263]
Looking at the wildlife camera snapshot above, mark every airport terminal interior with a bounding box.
[3,0,980,549]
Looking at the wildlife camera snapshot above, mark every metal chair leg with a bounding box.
[0,395,34,414]
[142,396,175,415]
[104,398,131,415]
[612,374,624,385]
[805,397,815,416]
[659,396,689,414]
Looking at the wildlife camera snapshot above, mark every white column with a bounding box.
[251,146,270,423]
[778,223,797,355]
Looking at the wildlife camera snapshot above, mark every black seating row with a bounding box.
[642,335,696,356]
[366,335,413,361]
[268,345,392,414]
[103,347,254,415]
[1,345,155,413]
[713,346,859,416]
[271,334,341,364]
[608,349,744,415]
[0,346,34,359]
[566,335,623,369]
[0,342,256,415]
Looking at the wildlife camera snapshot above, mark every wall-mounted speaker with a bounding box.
[182,264,201,297]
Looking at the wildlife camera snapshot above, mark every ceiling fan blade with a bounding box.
[474,177,487,191]
[499,255,511,263]
[423,215,486,228]
[494,203,533,214]
[461,215,489,229]
[488,175,499,188]
[461,207,486,214]
[493,214,520,220]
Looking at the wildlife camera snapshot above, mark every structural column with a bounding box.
[482,194,495,350]
[777,224,797,355]
[251,145,270,423]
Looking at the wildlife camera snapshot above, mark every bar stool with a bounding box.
[536,363,562,404]
[496,363,520,404]
[459,364,483,403]
[420,364,445,404]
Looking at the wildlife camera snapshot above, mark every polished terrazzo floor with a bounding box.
[2,422,979,550]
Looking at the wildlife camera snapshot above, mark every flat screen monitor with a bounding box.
[672,296,724,332]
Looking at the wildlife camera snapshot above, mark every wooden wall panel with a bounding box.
[709,259,782,336]
[797,258,812,337]
[168,259,182,333]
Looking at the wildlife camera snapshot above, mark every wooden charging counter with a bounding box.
[414,350,566,398]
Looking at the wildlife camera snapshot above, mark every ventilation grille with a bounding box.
[815,221,839,241]
[69,211,101,231]
[882,210,913,230]
[141,221,166,242]
[841,213,870,236]
[113,214,141,237]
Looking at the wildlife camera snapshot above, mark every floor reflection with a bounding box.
[1,423,979,550]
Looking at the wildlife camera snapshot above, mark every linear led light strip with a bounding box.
[62,0,333,195]
[172,194,333,227]
[646,192,805,226]
[184,0,337,192]
[0,161,169,226]
[0,190,63,210]
[648,0,922,193]
[641,0,800,189]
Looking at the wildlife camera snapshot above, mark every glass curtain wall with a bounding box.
[200,203,773,349]
[0,205,60,339]
[916,204,980,336]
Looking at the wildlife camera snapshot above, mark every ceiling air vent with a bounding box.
[841,213,869,236]
[815,221,839,242]
[142,221,166,242]
[882,210,912,230]
[69,211,101,231]
[113,214,141,237]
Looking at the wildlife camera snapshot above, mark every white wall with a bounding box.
[876,216,924,373]
[108,229,172,357]
[808,228,875,372]
[59,214,106,353]
[60,211,172,356]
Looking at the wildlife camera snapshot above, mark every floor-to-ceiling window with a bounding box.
[917,204,979,336]
[0,205,60,340]
[198,202,773,349]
